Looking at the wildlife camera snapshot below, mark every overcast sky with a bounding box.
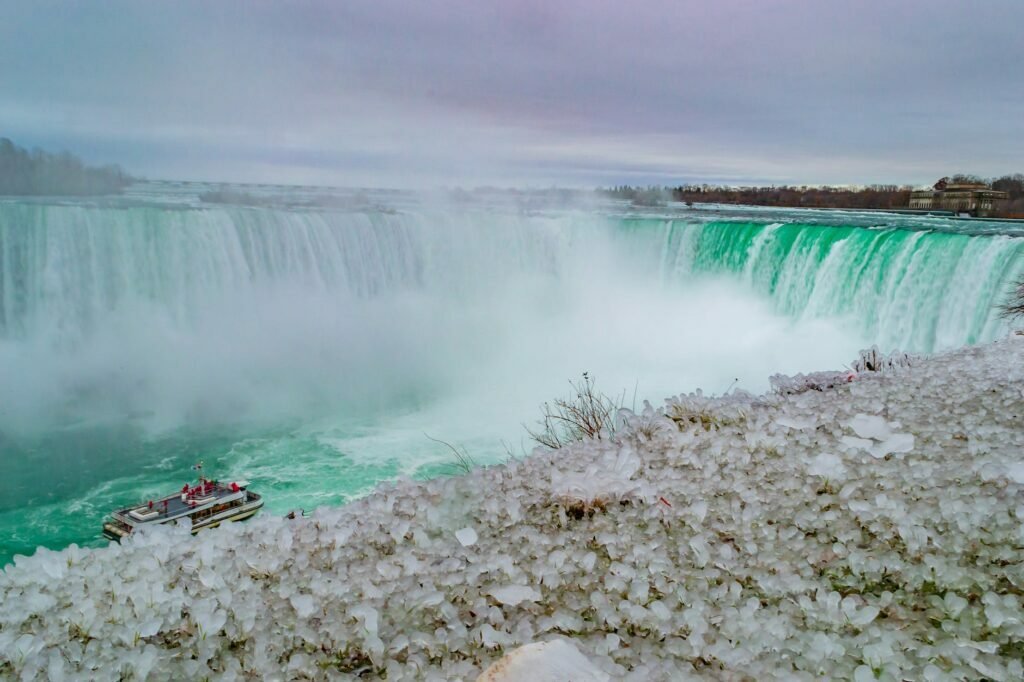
[2,1,1022,188]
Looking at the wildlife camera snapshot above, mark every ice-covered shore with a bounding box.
[3,338,1024,681]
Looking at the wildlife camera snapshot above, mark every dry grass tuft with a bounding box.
[526,373,619,449]
[561,496,608,520]
[424,433,476,475]
[668,404,723,432]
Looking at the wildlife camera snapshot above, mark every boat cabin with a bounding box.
[102,478,263,540]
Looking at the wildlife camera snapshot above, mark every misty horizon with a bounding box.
[2,134,1016,196]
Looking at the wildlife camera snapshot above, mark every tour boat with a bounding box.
[102,474,263,541]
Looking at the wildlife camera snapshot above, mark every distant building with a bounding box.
[909,180,1008,217]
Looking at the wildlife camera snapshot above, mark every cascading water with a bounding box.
[681,220,1022,350]
[1,191,1021,562]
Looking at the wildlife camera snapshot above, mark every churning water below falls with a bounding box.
[1,185,1022,562]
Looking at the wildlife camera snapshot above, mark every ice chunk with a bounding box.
[490,585,542,606]
[47,648,66,681]
[776,416,817,430]
[480,624,513,648]
[476,639,610,681]
[870,433,914,458]
[456,527,478,547]
[849,605,880,626]
[688,500,708,523]
[290,594,316,618]
[848,414,892,440]
[808,452,846,479]
[351,605,379,637]
[36,550,65,581]
[548,445,648,506]
[138,617,162,638]
[689,536,711,568]
[844,414,914,458]
[944,592,968,618]
[841,436,874,451]
[1006,462,1024,484]
[854,665,876,682]
[649,600,671,621]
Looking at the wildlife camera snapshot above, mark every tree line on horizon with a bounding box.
[0,138,132,196]
[601,173,1024,218]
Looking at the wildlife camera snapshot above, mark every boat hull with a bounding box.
[102,495,264,542]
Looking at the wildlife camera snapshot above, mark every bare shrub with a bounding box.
[526,373,618,449]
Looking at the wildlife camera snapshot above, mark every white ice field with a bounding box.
[2,336,1024,680]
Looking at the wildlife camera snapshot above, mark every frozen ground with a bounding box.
[3,337,1024,680]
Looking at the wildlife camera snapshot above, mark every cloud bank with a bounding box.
[2,0,1022,187]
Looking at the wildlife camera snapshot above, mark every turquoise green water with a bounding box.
[2,195,1022,565]
[685,220,1021,349]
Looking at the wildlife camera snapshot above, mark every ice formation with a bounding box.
[851,346,917,374]
[3,337,1024,680]
[769,369,857,395]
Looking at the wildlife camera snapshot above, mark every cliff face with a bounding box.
[3,336,1024,680]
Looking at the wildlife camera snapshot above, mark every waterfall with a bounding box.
[1,201,1021,435]
[3,205,1020,351]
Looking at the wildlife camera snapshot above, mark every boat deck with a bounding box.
[117,484,243,524]
[104,477,263,541]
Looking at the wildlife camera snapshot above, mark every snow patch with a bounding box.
[476,640,610,682]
